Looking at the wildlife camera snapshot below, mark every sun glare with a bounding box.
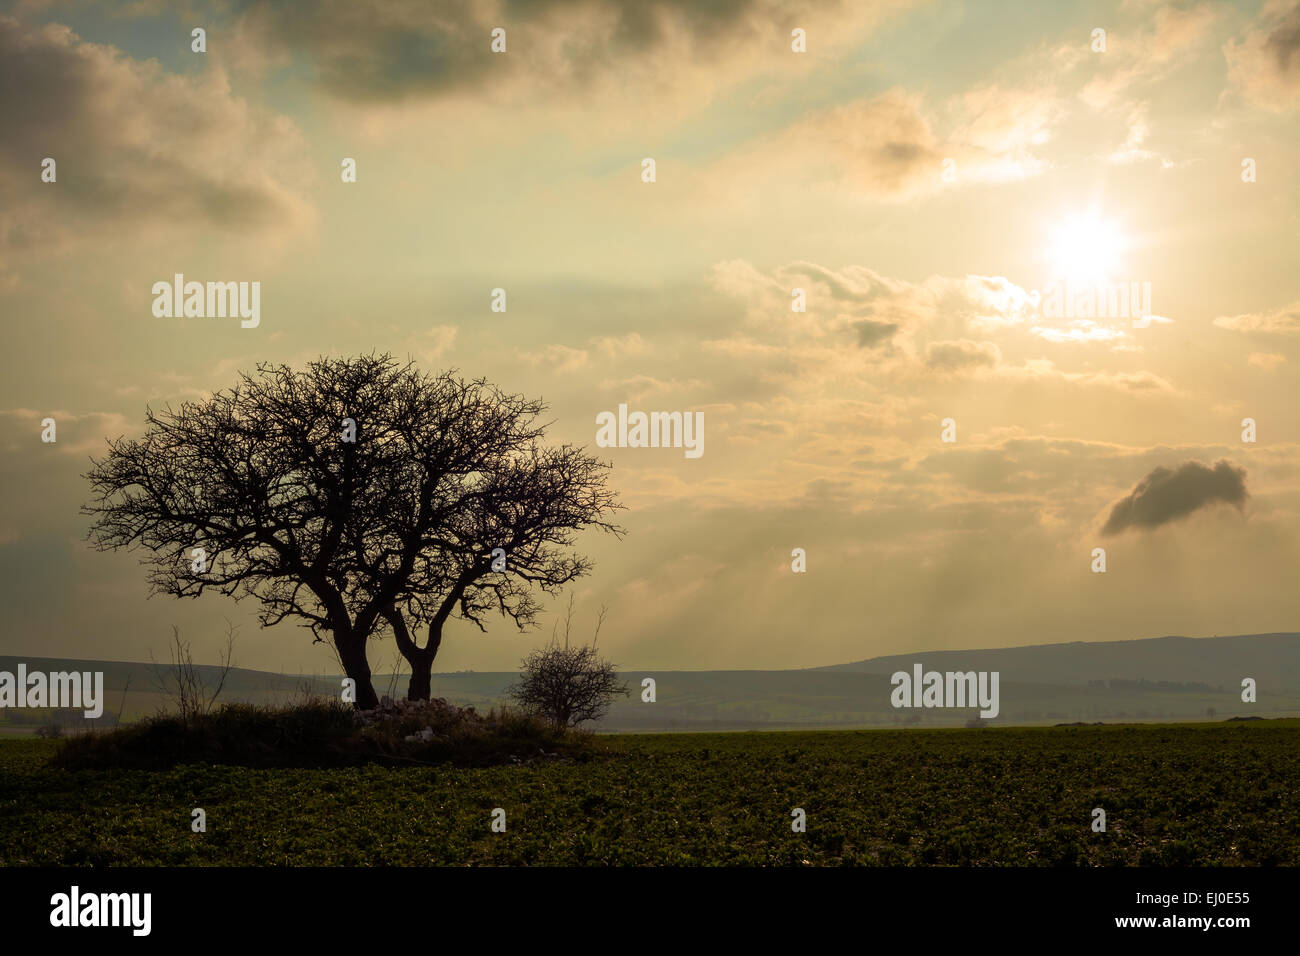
[1047,212,1126,285]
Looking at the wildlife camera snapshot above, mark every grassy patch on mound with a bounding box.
[50,698,595,771]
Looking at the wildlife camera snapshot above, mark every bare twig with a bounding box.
[150,624,237,722]
[115,674,131,728]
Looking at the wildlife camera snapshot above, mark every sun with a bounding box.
[1047,212,1126,285]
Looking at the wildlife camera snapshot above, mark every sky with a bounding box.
[1,0,1297,675]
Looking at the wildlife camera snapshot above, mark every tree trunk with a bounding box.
[336,632,379,710]
[384,609,444,702]
[404,625,444,702]
[407,663,432,702]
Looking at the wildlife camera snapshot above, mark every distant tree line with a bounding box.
[1087,679,1220,693]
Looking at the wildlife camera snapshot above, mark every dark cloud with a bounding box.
[854,319,899,348]
[1265,3,1300,75]
[1102,459,1248,535]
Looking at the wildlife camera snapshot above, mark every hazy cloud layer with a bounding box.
[0,1,1296,672]
[709,259,1171,392]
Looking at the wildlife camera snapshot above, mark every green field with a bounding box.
[2,721,1297,866]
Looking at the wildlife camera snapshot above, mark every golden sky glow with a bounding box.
[1,0,1297,674]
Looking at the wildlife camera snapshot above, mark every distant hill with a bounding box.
[815,633,1300,693]
[3,632,1297,733]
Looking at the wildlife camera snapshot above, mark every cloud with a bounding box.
[943,83,1064,181]
[1213,300,1300,335]
[924,339,1000,372]
[705,89,946,201]
[1082,369,1177,394]
[229,0,909,107]
[707,260,1186,406]
[1248,351,1286,370]
[712,259,1037,344]
[702,82,1061,203]
[1066,4,1218,165]
[407,324,458,365]
[993,360,1177,395]
[0,408,135,456]
[1030,320,1129,344]
[1105,104,1173,166]
[591,332,650,359]
[518,343,590,373]
[1102,459,1248,535]
[0,17,315,271]
[854,320,900,348]
[1081,2,1220,110]
[598,374,704,403]
[1223,0,1300,110]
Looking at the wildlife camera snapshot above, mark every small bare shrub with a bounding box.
[509,598,628,730]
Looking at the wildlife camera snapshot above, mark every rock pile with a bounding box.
[351,696,481,742]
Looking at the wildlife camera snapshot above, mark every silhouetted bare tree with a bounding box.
[84,354,623,709]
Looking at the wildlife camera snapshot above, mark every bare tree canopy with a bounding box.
[84,353,624,709]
